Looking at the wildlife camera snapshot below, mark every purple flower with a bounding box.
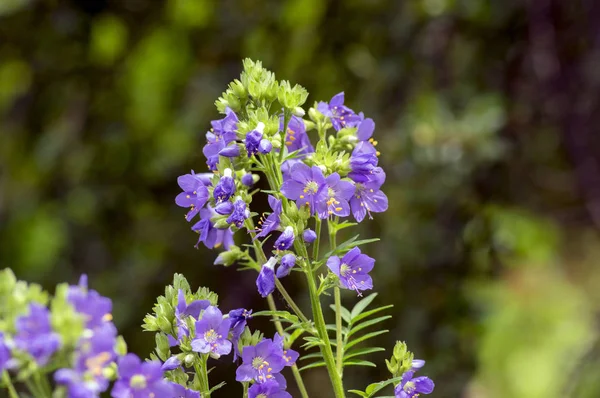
[214,201,234,215]
[176,289,210,320]
[317,173,355,219]
[203,109,239,170]
[14,303,60,365]
[0,332,10,373]
[256,258,277,298]
[56,323,117,397]
[245,124,264,157]
[280,162,327,214]
[276,254,296,278]
[348,152,379,183]
[253,196,282,239]
[317,92,363,131]
[192,207,234,249]
[248,379,291,398]
[242,174,255,187]
[349,168,388,222]
[411,359,425,370]
[280,115,314,156]
[67,275,113,330]
[273,334,299,367]
[229,308,252,361]
[259,139,273,154]
[170,383,201,398]
[355,118,379,154]
[273,226,295,251]
[175,171,211,222]
[327,247,374,294]
[302,229,317,244]
[191,306,232,357]
[213,168,236,203]
[211,107,239,138]
[281,159,302,181]
[161,356,181,371]
[394,370,435,398]
[111,354,174,398]
[235,337,286,383]
[218,144,241,158]
[227,198,250,228]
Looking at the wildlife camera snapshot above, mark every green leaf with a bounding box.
[298,352,325,361]
[348,390,370,397]
[352,305,394,324]
[329,304,351,323]
[350,293,378,319]
[251,310,299,324]
[208,381,226,394]
[365,376,404,396]
[344,347,385,360]
[299,361,326,371]
[343,359,376,367]
[346,330,389,351]
[348,316,392,338]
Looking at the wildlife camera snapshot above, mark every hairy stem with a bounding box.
[195,355,210,397]
[328,220,344,376]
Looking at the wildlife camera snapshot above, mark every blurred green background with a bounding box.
[2,0,600,397]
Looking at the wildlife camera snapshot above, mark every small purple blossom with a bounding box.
[235,337,286,383]
[273,226,295,251]
[248,379,291,398]
[213,168,236,203]
[327,247,374,294]
[259,139,273,154]
[229,308,252,361]
[349,168,388,222]
[191,306,232,356]
[175,171,211,222]
[280,115,314,156]
[111,354,174,398]
[242,173,255,187]
[170,383,201,398]
[317,92,363,131]
[394,370,435,398]
[253,196,282,239]
[226,197,250,228]
[245,125,264,157]
[256,257,277,298]
[192,207,234,249]
[67,275,113,330]
[218,144,241,157]
[214,201,234,215]
[302,229,317,244]
[276,254,296,278]
[14,303,61,365]
[317,173,355,219]
[203,109,239,170]
[273,333,299,367]
[0,332,10,373]
[280,163,327,214]
[161,356,181,371]
[348,152,379,183]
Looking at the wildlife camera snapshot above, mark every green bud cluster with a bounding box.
[386,341,415,378]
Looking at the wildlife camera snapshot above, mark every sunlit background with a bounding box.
[1,0,600,397]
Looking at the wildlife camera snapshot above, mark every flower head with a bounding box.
[248,379,292,398]
[67,275,113,331]
[235,337,286,383]
[215,201,234,215]
[161,356,181,371]
[192,206,234,249]
[349,168,388,222]
[14,303,61,365]
[245,123,265,157]
[280,115,314,156]
[213,168,236,203]
[203,109,239,170]
[110,354,174,398]
[348,152,379,183]
[256,257,277,298]
[175,171,211,222]
[191,306,232,357]
[253,196,282,239]
[316,92,363,131]
[273,226,295,251]
[229,308,253,361]
[273,333,299,367]
[394,370,435,398]
[302,229,317,244]
[227,197,250,228]
[259,139,273,154]
[327,247,374,295]
[317,173,355,219]
[280,162,327,215]
[275,254,296,278]
[242,173,255,187]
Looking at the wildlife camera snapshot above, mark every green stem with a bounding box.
[194,355,210,397]
[24,378,44,398]
[35,373,51,398]
[267,295,310,398]
[2,371,19,398]
[328,220,344,375]
[313,218,321,261]
[243,382,249,398]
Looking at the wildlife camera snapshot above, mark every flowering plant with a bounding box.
[0,59,434,398]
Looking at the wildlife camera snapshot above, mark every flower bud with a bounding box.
[303,229,317,244]
[184,354,195,368]
[293,107,305,117]
[157,316,172,334]
[258,139,272,154]
[214,245,243,266]
[241,173,254,187]
[215,201,234,215]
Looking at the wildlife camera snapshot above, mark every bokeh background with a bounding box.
[2,0,600,397]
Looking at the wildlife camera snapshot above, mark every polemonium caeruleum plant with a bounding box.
[0,59,434,398]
